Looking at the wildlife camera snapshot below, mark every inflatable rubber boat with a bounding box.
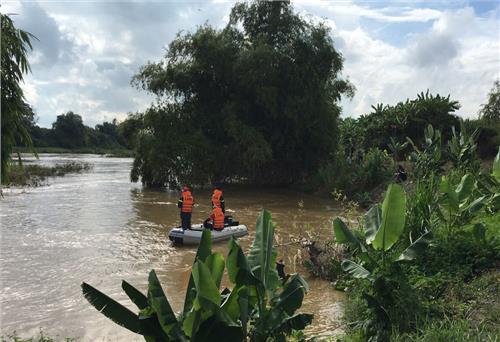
[168,223,248,245]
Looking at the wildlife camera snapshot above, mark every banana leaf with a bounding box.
[205,252,225,289]
[372,184,406,251]
[247,210,280,292]
[191,316,244,342]
[341,260,371,279]
[226,238,257,286]
[122,280,148,310]
[456,174,474,203]
[333,217,366,253]
[81,282,141,334]
[147,270,181,338]
[364,205,381,245]
[396,230,432,262]
[191,260,221,311]
[271,274,308,316]
[184,229,212,314]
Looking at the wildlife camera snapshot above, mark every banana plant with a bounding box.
[407,124,445,179]
[333,184,432,341]
[447,122,480,173]
[82,210,312,341]
[225,210,313,342]
[82,229,242,341]
[438,174,487,229]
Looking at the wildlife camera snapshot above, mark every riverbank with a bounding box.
[2,161,92,187]
[13,146,134,157]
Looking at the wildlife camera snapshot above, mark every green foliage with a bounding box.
[494,147,500,182]
[446,121,480,173]
[479,79,500,122]
[131,0,353,187]
[407,125,445,180]
[333,184,431,340]
[52,112,86,148]
[438,174,487,229]
[318,147,393,205]
[82,210,312,341]
[405,176,440,237]
[338,91,460,161]
[1,13,36,180]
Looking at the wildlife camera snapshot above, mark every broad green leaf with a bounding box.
[247,210,280,292]
[456,174,474,203]
[122,280,148,310]
[182,310,201,338]
[226,238,257,286]
[275,313,314,335]
[341,260,371,279]
[333,218,366,252]
[468,195,486,214]
[192,260,221,310]
[372,184,406,251]
[493,147,500,182]
[184,229,212,314]
[273,274,308,316]
[205,252,225,289]
[364,205,381,245]
[192,316,244,342]
[82,282,141,334]
[147,270,180,336]
[397,230,432,262]
[440,176,459,214]
[237,286,249,337]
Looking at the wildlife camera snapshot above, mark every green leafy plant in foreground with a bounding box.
[334,184,432,341]
[82,210,312,341]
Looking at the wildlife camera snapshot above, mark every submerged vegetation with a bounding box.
[3,161,92,187]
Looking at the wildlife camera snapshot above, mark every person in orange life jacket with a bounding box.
[211,183,225,213]
[203,205,225,231]
[177,186,194,230]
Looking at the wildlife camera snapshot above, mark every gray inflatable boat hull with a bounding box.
[168,224,248,245]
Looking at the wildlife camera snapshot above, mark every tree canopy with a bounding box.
[131,0,353,187]
[479,80,500,122]
[1,13,36,178]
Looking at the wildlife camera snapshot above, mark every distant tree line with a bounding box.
[20,111,140,151]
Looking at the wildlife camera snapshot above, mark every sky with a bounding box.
[2,0,499,128]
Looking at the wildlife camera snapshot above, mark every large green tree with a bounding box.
[52,111,86,148]
[1,13,35,179]
[479,80,500,122]
[131,0,353,187]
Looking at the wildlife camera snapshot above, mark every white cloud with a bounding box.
[335,5,500,118]
[6,0,500,127]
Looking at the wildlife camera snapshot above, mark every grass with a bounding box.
[3,162,92,186]
[13,146,134,157]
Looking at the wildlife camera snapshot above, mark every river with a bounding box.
[0,154,345,340]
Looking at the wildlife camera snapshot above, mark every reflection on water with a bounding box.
[0,154,344,340]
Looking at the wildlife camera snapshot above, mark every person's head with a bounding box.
[213,182,221,190]
[183,185,190,192]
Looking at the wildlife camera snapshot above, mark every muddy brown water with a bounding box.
[0,154,345,340]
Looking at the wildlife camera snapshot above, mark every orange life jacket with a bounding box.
[212,189,223,208]
[211,206,225,229]
[181,191,194,213]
